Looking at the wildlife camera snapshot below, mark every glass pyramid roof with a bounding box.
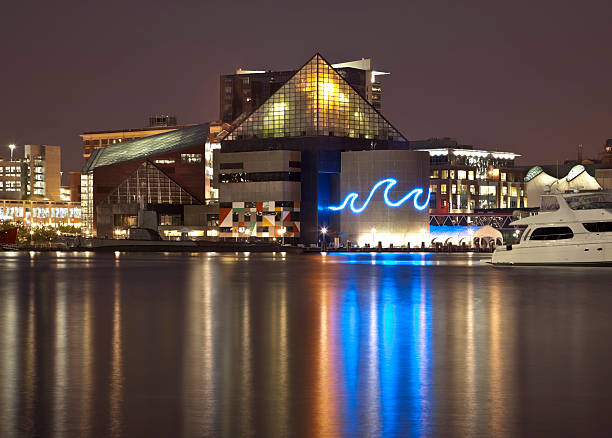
[226,54,406,142]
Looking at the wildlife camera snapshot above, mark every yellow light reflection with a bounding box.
[109,276,123,437]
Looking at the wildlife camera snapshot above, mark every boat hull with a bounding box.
[492,241,612,266]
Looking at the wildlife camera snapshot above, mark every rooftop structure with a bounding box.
[220,57,389,124]
[79,116,195,163]
[524,164,602,206]
[225,54,405,142]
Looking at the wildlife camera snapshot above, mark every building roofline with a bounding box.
[80,124,197,136]
[223,52,408,142]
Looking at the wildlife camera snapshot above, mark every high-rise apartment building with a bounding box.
[219,58,389,124]
[0,144,61,201]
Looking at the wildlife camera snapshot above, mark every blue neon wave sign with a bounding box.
[329,178,430,213]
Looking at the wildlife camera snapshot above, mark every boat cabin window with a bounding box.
[540,196,560,211]
[529,226,574,240]
[522,227,532,241]
[565,193,612,210]
[582,222,612,233]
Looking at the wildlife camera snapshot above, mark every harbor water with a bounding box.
[1,251,612,437]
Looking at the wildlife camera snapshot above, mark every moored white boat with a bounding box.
[492,191,612,266]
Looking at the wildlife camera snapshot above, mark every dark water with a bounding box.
[1,251,612,437]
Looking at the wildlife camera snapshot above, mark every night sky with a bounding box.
[2,0,611,180]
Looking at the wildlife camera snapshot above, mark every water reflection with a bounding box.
[1,252,612,436]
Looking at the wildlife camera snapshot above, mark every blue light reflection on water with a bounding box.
[336,259,434,436]
[325,252,436,266]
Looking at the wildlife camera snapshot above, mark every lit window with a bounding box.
[457,170,466,180]
[181,153,202,163]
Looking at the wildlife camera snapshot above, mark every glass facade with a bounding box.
[81,172,94,233]
[105,162,197,205]
[227,54,406,142]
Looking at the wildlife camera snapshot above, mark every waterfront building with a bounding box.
[415,143,526,213]
[220,57,389,124]
[524,165,602,206]
[0,199,81,227]
[0,144,61,201]
[218,53,426,245]
[81,123,218,237]
[79,115,195,163]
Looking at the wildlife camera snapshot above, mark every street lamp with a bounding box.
[8,144,16,161]
[320,226,327,250]
[279,226,286,246]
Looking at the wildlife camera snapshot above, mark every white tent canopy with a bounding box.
[473,225,503,247]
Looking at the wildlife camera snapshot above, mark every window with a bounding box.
[154,159,175,165]
[540,196,559,211]
[449,170,455,179]
[469,185,475,195]
[441,184,447,194]
[582,222,612,232]
[457,170,466,180]
[160,215,182,226]
[219,172,301,183]
[441,170,448,179]
[468,171,474,180]
[181,153,202,163]
[566,193,612,210]
[289,161,301,168]
[479,186,496,196]
[220,162,243,170]
[530,226,574,240]
[102,139,108,145]
[93,140,100,146]
[451,184,457,194]
[501,172,506,182]
[84,140,90,145]
[431,170,439,179]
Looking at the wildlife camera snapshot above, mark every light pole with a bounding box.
[8,144,16,161]
[280,226,286,246]
[320,226,327,250]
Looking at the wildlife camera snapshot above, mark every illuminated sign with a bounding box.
[329,178,430,213]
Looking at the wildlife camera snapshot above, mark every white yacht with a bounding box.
[492,191,612,266]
